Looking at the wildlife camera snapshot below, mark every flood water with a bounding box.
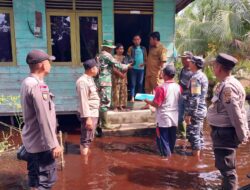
[0,125,250,190]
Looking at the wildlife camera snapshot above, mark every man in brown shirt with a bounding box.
[21,49,62,190]
[76,59,100,155]
[145,31,167,94]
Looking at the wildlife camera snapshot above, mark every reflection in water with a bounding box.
[0,128,250,190]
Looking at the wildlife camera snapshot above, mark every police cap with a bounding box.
[215,53,238,70]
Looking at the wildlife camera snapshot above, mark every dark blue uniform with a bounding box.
[186,70,208,150]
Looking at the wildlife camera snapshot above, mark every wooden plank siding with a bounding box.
[0,0,192,115]
[154,0,176,62]
[102,0,114,40]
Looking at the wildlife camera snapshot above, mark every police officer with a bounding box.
[76,59,100,155]
[207,53,249,190]
[184,56,208,159]
[96,40,132,129]
[20,49,62,190]
[178,51,193,139]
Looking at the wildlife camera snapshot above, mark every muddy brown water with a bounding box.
[0,126,250,190]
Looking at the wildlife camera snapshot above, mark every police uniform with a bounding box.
[185,56,208,151]
[207,53,249,190]
[21,49,59,189]
[76,59,100,148]
[95,40,129,129]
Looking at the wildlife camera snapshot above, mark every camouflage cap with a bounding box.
[101,40,116,49]
[191,56,205,69]
[180,51,193,58]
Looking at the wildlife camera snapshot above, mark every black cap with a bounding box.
[191,56,205,69]
[83,59,98,70]
[180,51,193,58]
[163,64,176,77]
[26,49,55,64]
[215,53,238,69]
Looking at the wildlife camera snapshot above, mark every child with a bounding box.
[145,65,182,158]
[112,43,129,111]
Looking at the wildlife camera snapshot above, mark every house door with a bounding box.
[114,14,153,53]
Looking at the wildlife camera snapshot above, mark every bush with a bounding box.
[245,87,250,95]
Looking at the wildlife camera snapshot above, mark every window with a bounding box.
[46,0,102,66]
[77,14,100,62]
[50,15,72,62]
[0,9,16,66]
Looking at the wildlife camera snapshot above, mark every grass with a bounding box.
[0,95,23,153]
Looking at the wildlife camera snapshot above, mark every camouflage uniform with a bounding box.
[185,70,208,150]
[178,67,193,138]
[95,50,128,128]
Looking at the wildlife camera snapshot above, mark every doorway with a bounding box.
[115,14,153,99]
[114,14,153,53]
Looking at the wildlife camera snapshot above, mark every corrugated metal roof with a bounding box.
[176,0,194,13]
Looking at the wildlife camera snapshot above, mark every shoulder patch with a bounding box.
[223,87,232,104]
[42,93,49,100]
[191,79,201,95]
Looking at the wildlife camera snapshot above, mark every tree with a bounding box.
[175,0,250,59]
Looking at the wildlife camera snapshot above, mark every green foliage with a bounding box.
[176,0,250,59]
[245,87,250,95]
[204,65,216,83]
[0,95,22,153]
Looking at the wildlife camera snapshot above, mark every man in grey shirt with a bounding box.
[21,49,62,190]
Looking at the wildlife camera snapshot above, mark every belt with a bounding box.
[211,125,235,130]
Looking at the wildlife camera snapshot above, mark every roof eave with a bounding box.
[176,0,194,13]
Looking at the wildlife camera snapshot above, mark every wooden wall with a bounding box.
[0,0,176,115]
[102,0,114,41]
[154,0,176,63]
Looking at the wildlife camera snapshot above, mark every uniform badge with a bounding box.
[42,93,48,100]
[191,79,201,95]
[223,87,231,104]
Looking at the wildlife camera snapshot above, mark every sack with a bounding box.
[17,145,29,161]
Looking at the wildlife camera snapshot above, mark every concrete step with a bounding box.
[103,122,156,136]
[107,109,155,124]
[103,101,156,136]
[127,101,146,110]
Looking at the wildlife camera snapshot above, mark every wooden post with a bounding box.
[59,131,65,169]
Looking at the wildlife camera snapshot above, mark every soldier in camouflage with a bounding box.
[95,40,132,129]
[184,56,208,159]
[178,51,193,139]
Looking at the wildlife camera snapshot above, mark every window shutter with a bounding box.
[0,0,13,8]
[46,0,101,11]
[75,0,101,11]
[114,0,153,14]
[46,0,73,10]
